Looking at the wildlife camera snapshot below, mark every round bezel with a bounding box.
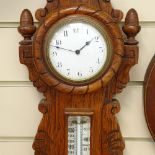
[33,6,124,94]
[44,15,113,85]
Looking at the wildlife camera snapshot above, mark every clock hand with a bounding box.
[51,45,75,53]
[75,38,94,54]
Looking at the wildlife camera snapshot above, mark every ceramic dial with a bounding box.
[45,16,112,83]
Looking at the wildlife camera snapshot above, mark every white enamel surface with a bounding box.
[48,21,108,82]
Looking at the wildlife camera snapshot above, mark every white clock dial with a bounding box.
[45,16,112,83]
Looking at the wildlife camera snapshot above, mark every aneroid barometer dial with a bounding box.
[44,15,112,84]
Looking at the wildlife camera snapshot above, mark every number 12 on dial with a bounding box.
[68,116,91,155]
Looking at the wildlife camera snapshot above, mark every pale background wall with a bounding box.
[0,0,155,154]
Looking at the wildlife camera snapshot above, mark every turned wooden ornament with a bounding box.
[123,9,141,45]
[18,9,36,44]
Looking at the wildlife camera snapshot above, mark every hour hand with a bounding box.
[51,45,75,53]
[78,38,95,52]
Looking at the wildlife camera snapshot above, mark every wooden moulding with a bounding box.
[144,55,155,141]
[33,6,124,94]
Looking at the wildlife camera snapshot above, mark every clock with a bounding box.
[44,15,113,84]
[18,0,140,155]
[32,6,126,94]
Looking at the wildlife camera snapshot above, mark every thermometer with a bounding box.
[68,116,90,155]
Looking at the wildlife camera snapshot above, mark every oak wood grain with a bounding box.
[18,0,140,154]
[144,55,155,141]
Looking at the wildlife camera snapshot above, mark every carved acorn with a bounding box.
[123,9,141,45]
[18,9,36,42]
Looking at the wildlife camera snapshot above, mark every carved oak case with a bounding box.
[18,0,140,155]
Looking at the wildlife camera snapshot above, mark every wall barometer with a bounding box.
[18,0,140,154]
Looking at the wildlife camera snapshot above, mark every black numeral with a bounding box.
[73,28,79,33]
[77,72,82,77]
[95,36,99,42]
[99,47,103,52]
[87,29,89,35]
[52,51,57,56]
[56,40,62,46]
[97,58,100,64]
[64,30,68,37]
[89,67,94,73]
[67,69,70,76]
[57,62,62,68]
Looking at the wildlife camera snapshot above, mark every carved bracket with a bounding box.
[102,100,125,154]
[114,9,140,94]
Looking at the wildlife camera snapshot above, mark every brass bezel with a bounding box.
[44,15,113,85]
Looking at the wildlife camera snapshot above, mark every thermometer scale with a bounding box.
[68,116,91,155]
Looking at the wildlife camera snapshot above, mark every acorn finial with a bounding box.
[122,9,141,45]
[18,9,36,44]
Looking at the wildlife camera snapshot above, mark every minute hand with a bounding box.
[51,45,75,53]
